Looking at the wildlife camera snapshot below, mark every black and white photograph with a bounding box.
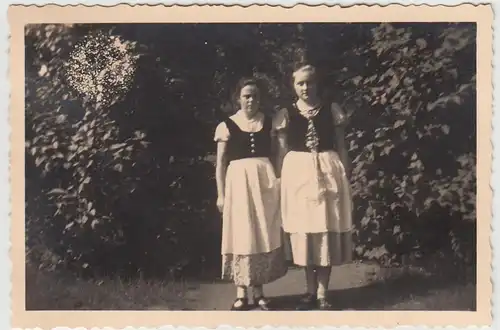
[12,3,493,329]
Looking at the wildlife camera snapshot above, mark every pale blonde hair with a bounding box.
[292,64,317,82]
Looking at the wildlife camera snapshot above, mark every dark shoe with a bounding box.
[296,293,317,310]
[254,296,271,311]
[317,297,333,310]
[230,298,251,311]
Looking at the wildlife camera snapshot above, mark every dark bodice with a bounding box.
[224,116,272,162]
[287,104,337,152]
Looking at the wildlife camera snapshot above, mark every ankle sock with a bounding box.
[317,286,326,299]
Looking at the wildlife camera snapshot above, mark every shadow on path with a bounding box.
[268,271,474,311]
[166,263,475,311]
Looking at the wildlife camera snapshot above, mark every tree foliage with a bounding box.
[25,22,477,278]
[337,23,476,264]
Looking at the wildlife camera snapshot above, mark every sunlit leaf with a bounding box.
[441,125,450,134]
[416,38,427,49]
[113,164,123,172]
[48,188,66,195]
[394,120,405,128]
[110,143,126,150]
[412,174,422,184]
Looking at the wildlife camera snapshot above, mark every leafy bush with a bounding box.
[338,23,476,264]
[25,24,220,277]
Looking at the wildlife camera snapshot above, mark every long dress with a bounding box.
[214,111,288,286]
[274,103,353,267]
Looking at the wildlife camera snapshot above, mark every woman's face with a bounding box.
[239,84,260,116]
[293,68,318,102]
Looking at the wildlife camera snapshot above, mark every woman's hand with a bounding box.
[216,195,225,213]
[344,163,352,179]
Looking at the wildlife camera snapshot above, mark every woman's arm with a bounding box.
[335,125,351,176]
[215,141,228,200]
[274,131,288,178]
[271,108,289,178]
[331,102,351,176]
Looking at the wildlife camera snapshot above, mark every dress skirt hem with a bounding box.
[221,246,288,286]
[283,231,353,267]
[281,150,354,267]
[221,157,285,286]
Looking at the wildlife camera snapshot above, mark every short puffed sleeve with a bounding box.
[331,102,347,126]
[214,122,230,142]
[272,108,289,134]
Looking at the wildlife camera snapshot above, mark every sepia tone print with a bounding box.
[10,3,492,329]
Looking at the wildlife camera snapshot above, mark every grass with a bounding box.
[388,283,476,310]
[26,264,194,310]
[26,259,476,311]
[350,263,476,311]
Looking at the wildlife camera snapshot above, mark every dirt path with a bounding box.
[181,262,382,310]
[26,260,475,311]
[176,261,475,311]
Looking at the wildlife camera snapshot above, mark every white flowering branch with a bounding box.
[64,31,139,108]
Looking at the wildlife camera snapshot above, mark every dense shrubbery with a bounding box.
[339,23,476,265]
[25,23,476,278]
